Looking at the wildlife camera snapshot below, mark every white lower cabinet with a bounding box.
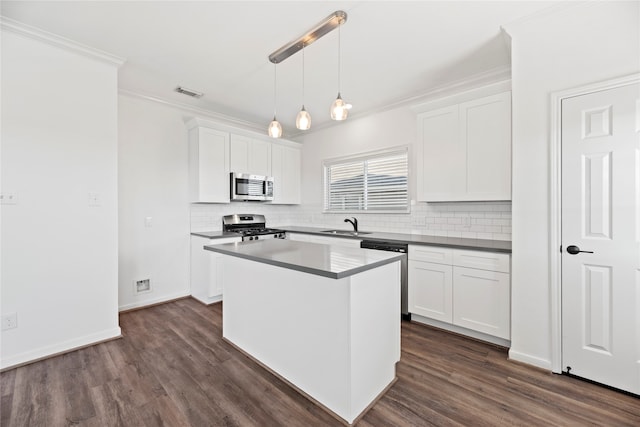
[407,260,452,323]
[452,266,510,339]
[190,236,241,304]
[408,244,510,341]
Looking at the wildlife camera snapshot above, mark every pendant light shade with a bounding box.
[330,20,349,121]
[330,93,348,121]
[267,64,282,138]
[268,117,283,138]
[296,45,311,130]
[296,107,311,130]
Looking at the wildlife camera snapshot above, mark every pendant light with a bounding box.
[295,45,311,130]
[330,22,349,121]
[268,63,283,138]
[267,11,348,128]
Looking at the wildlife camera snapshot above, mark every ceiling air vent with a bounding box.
[175,86,203,98]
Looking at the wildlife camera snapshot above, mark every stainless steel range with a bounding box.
[222,214,285,241]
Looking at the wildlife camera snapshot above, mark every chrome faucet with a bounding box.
[344,217,358,232]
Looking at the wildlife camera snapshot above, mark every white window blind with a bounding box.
[323,148,408,212]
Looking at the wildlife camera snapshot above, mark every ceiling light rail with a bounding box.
[268,10,347,64]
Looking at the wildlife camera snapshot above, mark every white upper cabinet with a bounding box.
[230,134,271,176]
[188,125,230,203]
[417,90,512,202]
[417,105,465,198]
[271,143,301,204]
[187,117,301,204]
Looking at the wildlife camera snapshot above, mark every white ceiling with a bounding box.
[1,1,560,138]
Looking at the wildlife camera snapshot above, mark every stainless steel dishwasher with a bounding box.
[360,240,410,320]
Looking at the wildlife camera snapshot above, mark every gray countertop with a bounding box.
[192,226,511,253]
[204,239,405,279]
[278,226,511,253]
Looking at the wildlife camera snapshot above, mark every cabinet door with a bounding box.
[249,139,271,176]
[190,236,240,304]
[460,92,511,201]
[408,260,453,322]
[230,134,251,173]
[417,105,465,201]
[230,134,271,176]
[189,128,230,203]
[271,144,301,204]
[452,266,510,339]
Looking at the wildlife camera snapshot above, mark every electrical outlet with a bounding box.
[88,192,101,207]
[2,313,17,330]
[0,192,18,205]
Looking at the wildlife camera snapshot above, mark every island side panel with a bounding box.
[221,255,352,419]
[349,260,401,417]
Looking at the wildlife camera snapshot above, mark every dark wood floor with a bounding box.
[1,298,638,426]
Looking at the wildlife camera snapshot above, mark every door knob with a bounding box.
[566,245,594,255]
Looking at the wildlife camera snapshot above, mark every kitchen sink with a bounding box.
[320,230,372,236]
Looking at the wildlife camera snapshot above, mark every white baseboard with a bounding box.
[410,314,511,348]
[191,294,222,305]
[508,348,552,371]
[0,327,122,370]
[118,291,191,312]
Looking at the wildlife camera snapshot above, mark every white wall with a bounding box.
[118,94,191,311]
[1,27,121,368]
[504,1,640,369]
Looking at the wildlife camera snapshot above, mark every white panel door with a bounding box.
[561,82,640,394]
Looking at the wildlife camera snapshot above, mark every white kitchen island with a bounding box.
[204,239,403,425]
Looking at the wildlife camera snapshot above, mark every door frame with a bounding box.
[549,72,640,373]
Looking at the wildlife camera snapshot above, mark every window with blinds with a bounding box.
[323,147,409,212]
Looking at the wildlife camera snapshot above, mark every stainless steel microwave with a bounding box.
[230,172,274,201]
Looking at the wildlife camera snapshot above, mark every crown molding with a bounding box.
[289,65,512,139]
[118,89,267,135]
[0,16,125,66]
[123,65,511,142]
[501,1,591,36]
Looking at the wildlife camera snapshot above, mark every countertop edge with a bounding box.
[192,227,511,253]
[204,243,405,279]
[280,227,512,253]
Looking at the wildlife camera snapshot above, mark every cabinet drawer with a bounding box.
[408,245,452,264]
[453,249,510,273]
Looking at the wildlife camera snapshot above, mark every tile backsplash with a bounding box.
[191,201,511,241]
